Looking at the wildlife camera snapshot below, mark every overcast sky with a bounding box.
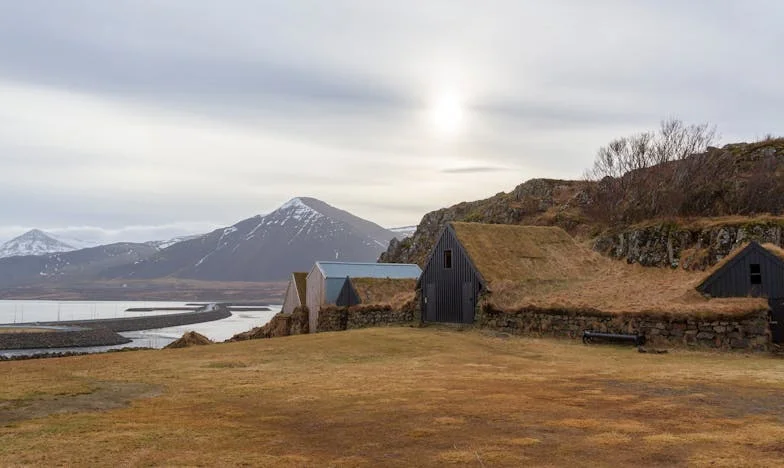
[1,1,783,244]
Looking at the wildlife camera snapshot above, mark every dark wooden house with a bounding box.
[697,241,784,343]
[417,222,583,324]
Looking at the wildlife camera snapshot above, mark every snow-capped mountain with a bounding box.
[145,234,203,250]
[0,242,158,287]
[104,197,399,282]
[0,229,76,258]
[389,225,417,239]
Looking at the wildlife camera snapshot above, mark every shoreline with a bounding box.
[0,305,232,351]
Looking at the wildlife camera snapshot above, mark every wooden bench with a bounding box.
[582,331,646,346]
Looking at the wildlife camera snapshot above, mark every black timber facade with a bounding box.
[698,241,784,343]
[418,225,484,324]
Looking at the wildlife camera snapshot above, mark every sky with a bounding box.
[1,1,783,244]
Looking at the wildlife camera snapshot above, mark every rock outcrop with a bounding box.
[164,331,213,348]
[593,219,784,269]
[382,139,784,270]
[380,179,588,266]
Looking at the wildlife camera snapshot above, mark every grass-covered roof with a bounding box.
[448,222,767,317]
[350,277,416,308]
[292,272,308,305]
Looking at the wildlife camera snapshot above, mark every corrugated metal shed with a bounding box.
[315,262,422,280]
[306,261,421,332]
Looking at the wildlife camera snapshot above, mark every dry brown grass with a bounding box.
[450,222,765,316]
[452,222,765,316]
[452,222,600,283]
[1,328,783,467]
[489,261,768,316]
[351,277,416,308]
[631,215,784,230]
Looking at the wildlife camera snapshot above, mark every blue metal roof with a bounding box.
[315,261,421,279]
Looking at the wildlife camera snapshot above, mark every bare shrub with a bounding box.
[587,118,718,180]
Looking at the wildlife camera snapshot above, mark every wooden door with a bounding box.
[425,283,436,322]
[462,282,475,324]
[770,298,784,344]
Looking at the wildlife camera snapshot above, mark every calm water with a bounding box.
[0,300,279,357]
[0,300,196,324]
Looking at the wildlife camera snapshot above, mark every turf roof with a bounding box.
[449,222,601,284]
[446,222,767,316]
[292,272,308,305]
[350,277,416,308]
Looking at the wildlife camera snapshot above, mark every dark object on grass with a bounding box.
[582,331,645,346]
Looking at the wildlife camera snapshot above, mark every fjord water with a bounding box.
[0,300,279,356]
[0,300,195,323]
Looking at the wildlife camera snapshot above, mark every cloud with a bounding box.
[1,0,784,232]
[441,166,509,174]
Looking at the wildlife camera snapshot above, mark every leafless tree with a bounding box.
[587,118,718,180]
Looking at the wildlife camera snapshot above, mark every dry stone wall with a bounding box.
[593,221,784,269]
[476,303,771,351]
[316,304,414,333]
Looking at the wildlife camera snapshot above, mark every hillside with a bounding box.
[0,229,76,258]
[0,242,158,288]
[104,197,398,282]
[382,139,784,269]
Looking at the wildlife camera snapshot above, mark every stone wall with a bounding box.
[316,303,415,333]
[593,221,784,270]
[476,303,771,351]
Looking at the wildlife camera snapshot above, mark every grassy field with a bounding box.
[1,328,783,467]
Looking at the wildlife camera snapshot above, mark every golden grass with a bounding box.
[631,214,784,230]
[2,328,784,466]
[489,262,768,316]
[350,277,416,308]
[451,221,766,316]
[452,222,599,283]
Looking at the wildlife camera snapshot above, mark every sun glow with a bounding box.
[429,90,465,137]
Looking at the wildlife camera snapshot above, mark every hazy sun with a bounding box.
[429,90,465,137]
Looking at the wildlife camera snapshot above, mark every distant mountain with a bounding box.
[0,229,76,258]
[104,197,398,282]
[145,234,203,250]
[389,225,417,239]
[0,242,158,287]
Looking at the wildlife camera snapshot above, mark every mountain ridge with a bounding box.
[103,197,397,282]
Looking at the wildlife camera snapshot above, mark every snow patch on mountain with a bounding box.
[146,234,203,250]
[0,229,77,258]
